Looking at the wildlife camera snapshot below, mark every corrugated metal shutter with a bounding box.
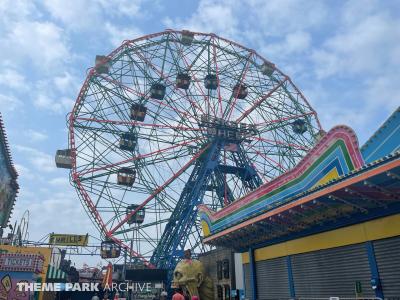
[256,257,290,300]
[373,236,400,298]
[291,243,374,298]
[243,263,252,299]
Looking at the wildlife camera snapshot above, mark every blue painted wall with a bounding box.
[361,107,400,163]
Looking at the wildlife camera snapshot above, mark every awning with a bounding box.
[46,265,67,281]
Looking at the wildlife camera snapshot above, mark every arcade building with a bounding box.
[199,107,400,299]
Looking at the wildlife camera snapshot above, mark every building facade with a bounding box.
[0,113,19,235]
[199,108,400,299]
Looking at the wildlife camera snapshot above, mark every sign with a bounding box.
[199,114,258,141]
[0,253,44,273]
[49,233,88,246]
[0,245,52,300]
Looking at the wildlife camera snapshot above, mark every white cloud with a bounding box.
[43,0,147,32]
[1,20,70,71]
[164,0,327,44]
[12,191,95,240]
[0,93,22,112]
[263,31,312,60]
[105,23,143,47]
[364,75,400,113]
[53,72,80,94]
[49,176,70,186]
[246,0,327,35]
[13,163,35,180]
[99,0,145,18]
[26,129,48,142]
[305,1,400,142]
[14,145,56,173]
[0,69,26,89]
[0,0,38,26]
[312,12,400,79]
[163,0,240,38]
[34,92,74,114]
[42,0,103,31]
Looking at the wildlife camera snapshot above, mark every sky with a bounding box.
[1,0,399,267]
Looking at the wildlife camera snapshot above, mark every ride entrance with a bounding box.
[56,30,322,274]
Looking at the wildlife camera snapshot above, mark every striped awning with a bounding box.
[46,265,67,281]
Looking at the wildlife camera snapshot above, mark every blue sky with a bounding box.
[1,0,399,266]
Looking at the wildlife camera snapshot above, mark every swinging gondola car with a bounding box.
[100,240,121,259]
[117,167,136,186]
[176,73,191,89]
[204,74,218,90]
[150,83,166,100]
[181,30,194,46]
[126,204,145,225]
[119,133,137,152]
[261,61,275,76]
[95,55,110,74]
[232,83,248,99]
[55,149,72,169]
[130,104,147,122]
[292,119,308,134]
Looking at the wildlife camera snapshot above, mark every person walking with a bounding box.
[172,289,185,300]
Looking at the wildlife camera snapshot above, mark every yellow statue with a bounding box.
[172,259,214,300]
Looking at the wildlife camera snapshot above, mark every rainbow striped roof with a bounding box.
[199,126,364,238]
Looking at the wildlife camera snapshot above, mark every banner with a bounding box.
[49,234,88,246]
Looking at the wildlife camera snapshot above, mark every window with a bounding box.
[217,260,222,280]
[223,259,229,279]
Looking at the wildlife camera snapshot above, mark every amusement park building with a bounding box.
[200,107,400,299]
[0,113,18,235]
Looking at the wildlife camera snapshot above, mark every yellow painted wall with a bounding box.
[0,245,52,300]
[242,213,400,264]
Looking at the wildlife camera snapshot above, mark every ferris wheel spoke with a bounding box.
[249,136,310,151]
[109,144,210,235]
[95,73,193,119]
[132,48,204,119]
[170,38,214,117]
[78,137,203,177]
[108,236,154,268]
[224,52,254,120]
[164,38,207,116]
[253,111,316,130]
[246,143,288,172]
[211,35,223,117]
[75,117,201,132]
[236,77,289,123]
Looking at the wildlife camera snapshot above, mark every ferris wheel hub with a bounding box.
[198,114,258,142]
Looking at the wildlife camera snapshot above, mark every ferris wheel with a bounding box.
[56,30,322,270]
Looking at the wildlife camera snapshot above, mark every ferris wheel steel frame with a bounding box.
[67,29,322,270]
